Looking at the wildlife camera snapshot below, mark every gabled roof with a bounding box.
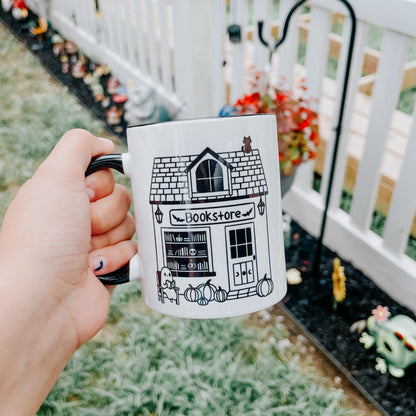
[185,147,234,173]
[149,148,268,204]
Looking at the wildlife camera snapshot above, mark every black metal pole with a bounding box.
[258,0,357,278]
[312,1,356,277]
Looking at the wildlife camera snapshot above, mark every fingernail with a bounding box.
[86,187,95,201]
[90,256,106,272]
[97,137,113,145]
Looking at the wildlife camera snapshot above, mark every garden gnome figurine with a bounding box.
[92,83,104,103]
[360,306,416,377]
[105,105,123,126]
[72,55,87,78]
[11,0,28,20]
[124,85,169,126]
[107,76,120,95]
[60,55,69,74]
[52,34,64,56]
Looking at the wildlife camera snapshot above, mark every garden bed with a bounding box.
[283,220,416,416]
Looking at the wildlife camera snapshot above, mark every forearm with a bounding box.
[0,279,77,415]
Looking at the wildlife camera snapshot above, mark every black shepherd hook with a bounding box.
[258,0,357,279]
[258,0,308,64]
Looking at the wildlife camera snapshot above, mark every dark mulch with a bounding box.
[283,220,416,416]
[2,7,416,416]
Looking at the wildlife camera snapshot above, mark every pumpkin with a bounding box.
[215,286,228,303]
[197,279,217,302]
[197,296,209,306]
[184,284,201,302]
[256,274,274,297]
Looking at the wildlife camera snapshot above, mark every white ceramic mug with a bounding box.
[86,114,287,319]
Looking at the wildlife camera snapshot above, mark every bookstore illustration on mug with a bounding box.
[149,137,275,306]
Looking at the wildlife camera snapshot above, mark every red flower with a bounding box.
[235,92,261,107]
[275,93,288,103]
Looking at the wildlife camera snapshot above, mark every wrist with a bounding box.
[0,276,78,414]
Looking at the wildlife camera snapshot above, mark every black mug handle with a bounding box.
[85,153,132,285]
[85,153,124,176]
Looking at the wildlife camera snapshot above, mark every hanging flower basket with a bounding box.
[221,73,320,195]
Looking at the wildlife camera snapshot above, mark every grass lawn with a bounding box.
[0,22,370,416]
[39,285,357,416]
[0,24,115,223]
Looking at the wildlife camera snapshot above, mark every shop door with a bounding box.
[225,223,258,291]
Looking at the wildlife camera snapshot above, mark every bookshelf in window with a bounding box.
[163,230,216,277]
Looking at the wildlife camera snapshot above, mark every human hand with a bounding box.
[0,129,137,414]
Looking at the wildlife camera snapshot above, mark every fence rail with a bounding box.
[26,0,416,313]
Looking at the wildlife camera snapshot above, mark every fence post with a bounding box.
[171,0,219,118]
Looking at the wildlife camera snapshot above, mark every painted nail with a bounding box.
[90,256,106,272]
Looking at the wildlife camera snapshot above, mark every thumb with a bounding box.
[37,129,115,181]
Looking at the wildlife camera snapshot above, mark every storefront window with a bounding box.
[163,229,215,277]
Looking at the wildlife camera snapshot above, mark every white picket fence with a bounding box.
[26,0,416,313]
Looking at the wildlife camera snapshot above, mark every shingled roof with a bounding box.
[149,147,268,204]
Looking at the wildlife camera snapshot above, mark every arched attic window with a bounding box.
[196,159,224,193]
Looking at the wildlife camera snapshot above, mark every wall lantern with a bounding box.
[155,205,163,224]
[257,196,265,216]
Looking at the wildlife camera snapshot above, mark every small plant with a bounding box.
[222,72,319,176]
[332,257,346,310]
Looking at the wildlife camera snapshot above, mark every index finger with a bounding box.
[37,129,114,182]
